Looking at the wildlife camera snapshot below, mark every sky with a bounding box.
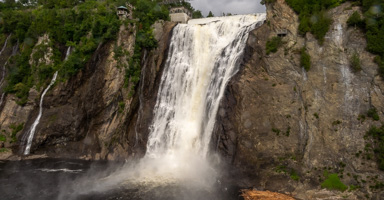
[190,0,266,17]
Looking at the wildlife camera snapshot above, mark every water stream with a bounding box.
[146,14,265,163]
[22,47,71,155]
[0,34,12,106]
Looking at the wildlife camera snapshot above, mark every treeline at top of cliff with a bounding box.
[0,0,173,106]
[263,0,384,78]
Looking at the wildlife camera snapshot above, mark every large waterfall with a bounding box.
[146,14,265,159]
[120,14,267,185]
[59,15,266,199]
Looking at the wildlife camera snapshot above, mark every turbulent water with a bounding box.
[146,14,266,163]
[22,47,71,155]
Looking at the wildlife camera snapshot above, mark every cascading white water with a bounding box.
[0,34,11,87]
[23,71,58,155]
[146,14,265,158]
[0,34,12,106]
[0,34,11,56]
[23,47,71,155]
[58,15,266,198]
[122,14,267,184]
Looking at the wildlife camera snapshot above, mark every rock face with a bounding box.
[0,22,176,160]
[215,0,384,199]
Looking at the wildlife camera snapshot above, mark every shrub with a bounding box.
[118,101,125,113]
[311,12,332,45]
[347,11,364,28]
[366,125,384,170]
[367,107,380,121]
[321,172,348,192]
[300,47,311,71]
[266,36,282,55]
[9,123,24,143]
[285,0,337,44]
[350,52,361,72]
[0,134,6,142]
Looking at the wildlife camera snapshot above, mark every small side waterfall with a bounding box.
[22,47,70,155]
[0,34,13,106]
[0,34,11,56]
[23,71,58,155]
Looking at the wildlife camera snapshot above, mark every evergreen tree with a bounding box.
[207,11,214,17]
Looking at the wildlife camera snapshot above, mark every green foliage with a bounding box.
[290,171,300,181]
[321,172,348,192]
[310,12,332,44]
[266,36,282,55]
[272,128,281,135]
[366,125,384,170]
[9,123,24,143]
[192,10,203,19]
[285,0,339,44]
[314,113,319,119]
[122,0,170,95]
[1,0,122,105]
[0,134,6,142]
[118,101,125,113]
[367,107,380,121]
[0,148,9,153]
[347,11,364,28]
[300,47,311,71]
[332,120,342,125]
[350,52,362,72]
[207,11,214,17]
[275,165,300,181]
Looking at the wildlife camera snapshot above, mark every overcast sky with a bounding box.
[190,0,266,17]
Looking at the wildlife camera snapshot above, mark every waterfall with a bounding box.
[0,34,12,107]
[0,34,11,86]
[135,14,266,183]
[0,34,11,56]
[23,47,70,155]
[146,14,265,158]
[23,71,58,155]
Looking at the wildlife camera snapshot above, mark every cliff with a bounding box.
[1,0,383,199]
[216,0,384,199]
[0,21,176,161]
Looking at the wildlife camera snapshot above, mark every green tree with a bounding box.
[300,47,311,71]
[207,11,214,17]
[192,10,203,19]
[347,11,364,28]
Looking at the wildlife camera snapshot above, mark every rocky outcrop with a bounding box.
[216,0,384,199]
[0,21,176,161]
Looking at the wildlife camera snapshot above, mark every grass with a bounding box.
[321,172,348,192]
[300,47,311,71]
[350,52,362,72]
[0,134,6,142]
[367,107,380,121]
[9,123,24,143]
[365,125,384,170]
[272,128,281,136]
[266,36,283,55]
[118,101,125,113]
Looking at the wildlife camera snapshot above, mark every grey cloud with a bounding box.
[190,0,266,17]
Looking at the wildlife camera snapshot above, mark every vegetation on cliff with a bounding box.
[0,0,177,105]
[280,0,384,78]
[284,0,340,44]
